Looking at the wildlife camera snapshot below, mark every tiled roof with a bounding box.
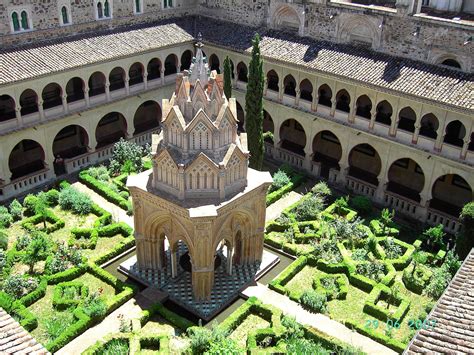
[187,18,474,111]
[0,308,49,354]
[0,16,473,111]
[405,249,474,354]
[0,21,194,85]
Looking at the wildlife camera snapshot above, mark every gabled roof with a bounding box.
[215,101,237,127]
[154,148,178,168]
[405,249,474,354]
[0,308,49,354]
[186,152,219,172]
[186,108,216,132]
[223,143,247,166]
[163,105,186,129]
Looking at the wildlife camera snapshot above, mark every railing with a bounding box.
[131,130,154,146]
[310,161,321,177]
[328,168,339,184]
[384,190,419,215]
[264,141,275,159]
[346,175,376,197]
[265,90,279,101]
[276,147,304,168]
[64,153,91,174]
[96,145,115,162]
[2,169,52,197]
[427,208,461,234]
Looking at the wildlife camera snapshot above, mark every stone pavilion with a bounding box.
[124,37,273,319]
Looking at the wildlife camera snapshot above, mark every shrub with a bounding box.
[312,238,343,264]
[287,337,331,355]
[45,312,76,343]
[0,230,8,250]
[356,261,386,282]
[119,191,129,200]
[44,189,60,206]
[108,138,145,175]
[294,196,324,221]
[270,170,291,193]
[300,290,327,313]
[349,196,372,216]
[9,199,23,221]
[47,244,83,274]
[86,166,109,181]
[187,323,228,355]
[0,249,6,272]
[311,181,332,201]
[443,250,461,277]
[384,238,403,259]
[425,265,451,299]
[281,315,304,339]
[59,186,92,215]
[23,232,51,273]
[351,248,369,261]
[23,194,38,216]
[2,274,38,298]
[0,206,13,228]
[83,291,108,319]
[16,234,31,251]
[422,224,446,250]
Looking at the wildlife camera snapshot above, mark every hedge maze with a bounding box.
[266,190,453,351]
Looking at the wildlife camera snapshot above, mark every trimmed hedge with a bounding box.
[313,273,348,300]
[21,210,65,233]
[79,170,130,211]
[266,173,305,206]
[363,284,410,323]
[322,203,358,222]
[402,264,433,294]
[370,219,400,237]
[269,256,307,295]
[52,281,89,310]
[345,320,406,353]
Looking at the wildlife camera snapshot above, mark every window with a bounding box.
[61,6,69,25]
[163,0,173,9]
[10,9,32,32]
[135,0,143,14]
[95,1,112,19]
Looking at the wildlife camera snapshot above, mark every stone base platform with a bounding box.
[119,246,279,321]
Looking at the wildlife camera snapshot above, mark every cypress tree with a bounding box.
[223,56,232,99]
[245,33,264,170]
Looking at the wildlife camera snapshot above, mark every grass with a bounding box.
[28,272,117,344]
[229,314,270,349]
[100,338,129,355]
[83,233,128,262]
[141,314,179,336]
[285,265,316,299]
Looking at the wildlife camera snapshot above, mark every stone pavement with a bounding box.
[265,191,303,222]
[241,283,397,355]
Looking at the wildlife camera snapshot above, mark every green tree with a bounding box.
[108,138,145,175]
[457,202,474,259]
[223,56,232,99]
[411,251,428,275]
[380,208,395,235]
[422,224,445,249]
[245,33,264,170]
[23,232,50,274]
[35,193,49,229]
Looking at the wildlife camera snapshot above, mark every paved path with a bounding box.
[266,191,303,222]
[241,283,397,355]
[73,182,134,227]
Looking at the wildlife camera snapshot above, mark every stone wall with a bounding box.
[0,0,198,47]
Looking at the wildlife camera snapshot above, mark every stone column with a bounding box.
[295,89,301,106]
[226,245,233,275]
[369,109,376,130]
[39,100,45,120]
[461,138,470,160]
[375,176,388,204]
[176,61,181,74]
[434,130,444,152]
[135,233,146,268]
[415,191,431,222]
[15,106,22,127]
[330,98,336,117]
[219,163,226,199]
[161,68,166,85]
[171,249,178,278]
[105,76,111,101]
[62,94,68,114]
[412,123,421,144]
[311,89,318,111]
[178,164,185,200]
[84,86,90,108]
[337,161,349,186]
[125,74,130,96]
[303,145,312,174]
[349,102,356,123]
[278,78,284,101]
[263,77,268,97]
[192,268,214,301]
[144,71,148,90]
[389,117,398,137]
[233,67,238,86]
